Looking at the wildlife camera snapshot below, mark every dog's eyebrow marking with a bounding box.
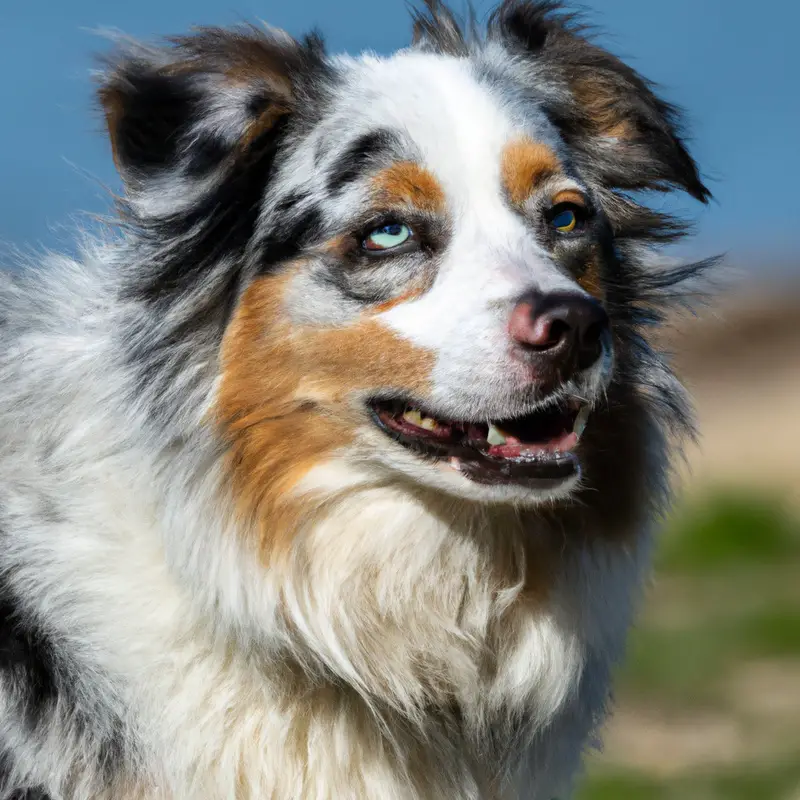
[327,129,403,193]
[552,189,587,208]
[372,161,446,213]
[501,136,561,206]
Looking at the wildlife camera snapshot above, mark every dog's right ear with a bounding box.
[490,1,710,204]
[98,27,328,205]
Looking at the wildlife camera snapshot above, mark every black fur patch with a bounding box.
[184,133,230,178]
[102,26,335,313]
[411,0,475,55]
[272,190,312,217]
[326,129,403,193]
[101,68,201,179]
[0,586,58,728]
[129,113,295,304]
[0,585,57,798]
[255,203,326,274]
[0,568,127,793]
[7,789,51,799]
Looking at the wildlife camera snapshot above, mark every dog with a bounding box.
[0,1,712,797]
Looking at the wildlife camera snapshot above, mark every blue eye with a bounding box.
[551,208,578,233]
[363,223,414,251]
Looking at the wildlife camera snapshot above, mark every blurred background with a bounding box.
[2,1,799,797]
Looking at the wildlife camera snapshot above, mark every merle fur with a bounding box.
[0,3,717,795]
[0,572,127,797]
[326,129,404,193]
[101,27,335,314]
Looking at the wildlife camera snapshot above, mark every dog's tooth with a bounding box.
[403,409,424,427]
[487,424,507,446]
[402,409,439,431]
[573,405,591,439]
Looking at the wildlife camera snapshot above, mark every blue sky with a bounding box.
[2,1,798,272]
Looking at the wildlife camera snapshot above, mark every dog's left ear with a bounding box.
[491,1,710,202]
[96,28,331,304]
[98,27,329,206]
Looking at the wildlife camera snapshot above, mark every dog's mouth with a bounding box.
[369,397,590,489]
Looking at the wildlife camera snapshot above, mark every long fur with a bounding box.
[0,3,713,798]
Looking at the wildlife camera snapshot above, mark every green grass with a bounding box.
[620,602,800,706]
[578,762,800,800]
[619,491,800,705]
[657,490,800,573]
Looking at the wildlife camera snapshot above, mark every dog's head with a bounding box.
[100,2,709,533]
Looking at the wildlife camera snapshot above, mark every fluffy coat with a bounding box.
[0,2,712,797]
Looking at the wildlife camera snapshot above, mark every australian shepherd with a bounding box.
[0,1,713,797]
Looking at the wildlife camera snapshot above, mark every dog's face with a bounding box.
[101,3,709,529]
[220,51,617,508]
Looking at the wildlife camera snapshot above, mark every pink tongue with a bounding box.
[488,431,578,459]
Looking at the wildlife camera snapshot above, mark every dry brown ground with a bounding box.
[668,286,800,506]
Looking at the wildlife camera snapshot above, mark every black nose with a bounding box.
[508,291,610,375]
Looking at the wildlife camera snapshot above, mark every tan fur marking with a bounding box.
[214,35,296,100]
[319,235,351,258]
[239,103,291,149]
[218,273,434,556]
[217,275,348,555]
[501,137,561,206]
[577,245,605,300]
[572,77,635,140]
[372,162,446,213]
[370,288,427,314]
[225,65,292,96]
[551,189,587,208]
[294,316,434,401]
[99,87,125,170]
